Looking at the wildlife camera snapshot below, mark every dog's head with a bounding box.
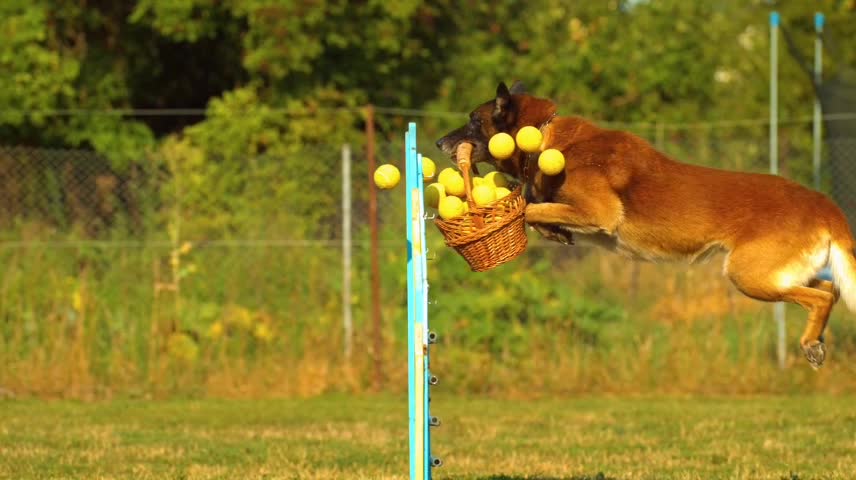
[435,81,557,177]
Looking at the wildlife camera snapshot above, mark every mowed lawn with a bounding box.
[1,395,855,480]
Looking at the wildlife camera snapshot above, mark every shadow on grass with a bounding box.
[467,474,616,480]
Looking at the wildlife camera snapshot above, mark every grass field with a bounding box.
[2,395,855,480]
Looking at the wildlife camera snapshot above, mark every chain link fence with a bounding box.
[0,146,157,239]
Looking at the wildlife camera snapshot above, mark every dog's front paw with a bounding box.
[529,224,574,245]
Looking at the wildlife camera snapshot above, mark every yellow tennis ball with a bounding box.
[488,133,515,160]
[462,202,470,214]
[437,167,458,185]
[484,171,509,189]
[495,187,511,200]
[473,177,486,187]
[441,172,466,197]
[472,185,496,206]
[538,149,565,175]
[515,126,543,153]
[374,164,401,189]
[422,157,436,181]
[424,183,445,209]
[438,195,465,220]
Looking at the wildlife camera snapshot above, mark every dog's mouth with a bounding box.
[439,139,490,166]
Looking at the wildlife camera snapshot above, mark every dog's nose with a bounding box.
[435,139,444,149]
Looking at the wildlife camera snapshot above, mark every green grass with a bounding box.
[1,395,855,479]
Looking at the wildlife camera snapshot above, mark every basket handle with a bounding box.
[455,143,484,228]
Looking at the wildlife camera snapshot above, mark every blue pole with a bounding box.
[406,123,432,480]
[416,151,431,480]
[405,124,418,480]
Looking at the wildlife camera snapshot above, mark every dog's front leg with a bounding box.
[529,223,575,245]
[525,202,618,235]
[525,168,623,239]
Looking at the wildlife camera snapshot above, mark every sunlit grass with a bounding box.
[1,395,854,479]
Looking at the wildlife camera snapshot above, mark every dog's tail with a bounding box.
[829,229,856,311]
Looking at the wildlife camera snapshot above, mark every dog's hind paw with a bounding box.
[802,341,827,370]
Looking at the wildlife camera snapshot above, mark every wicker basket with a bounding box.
[434,143,528,272]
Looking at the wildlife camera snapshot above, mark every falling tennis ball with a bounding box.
[515,126,543,153]
[488,132,515,160]
[538,149,566,175]
[441,171,466,197]
[422,157,436,181]
[374,164,401,189]
[484,171,509,189]
[438,195,465,220]
[495,187,511,200]
[437,167,459,185]
[472,184,497,206]
[424,183,445,209]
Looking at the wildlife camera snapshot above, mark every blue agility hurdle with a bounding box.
[405,122,440,480]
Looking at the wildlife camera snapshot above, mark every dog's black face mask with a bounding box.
[435,81,526,166]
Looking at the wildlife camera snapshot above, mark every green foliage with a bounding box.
[6,0,856,169]
[64,117,155,172]
[426,241,626,354]
[130,0,224,41]
[155,84,362,238]
[0,4,79,126]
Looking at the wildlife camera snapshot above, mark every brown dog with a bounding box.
[436,81,856,368]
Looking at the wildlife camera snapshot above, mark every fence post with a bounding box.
[365,105,384,388]
[813,12,824,191]
[342,144,353,359]
[770,11,787,370]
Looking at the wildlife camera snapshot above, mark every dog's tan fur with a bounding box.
[437,82,856,368]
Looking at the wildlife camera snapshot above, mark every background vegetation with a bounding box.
[2,0,856,399]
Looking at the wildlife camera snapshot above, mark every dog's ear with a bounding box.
[496,82,511,99]
[509,81,527,95]
[494,82,511,112]
[493,82,516,128]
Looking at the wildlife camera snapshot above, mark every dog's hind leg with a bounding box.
[809,278,839,303]
[806,279,839,344]
[725,243,835,369]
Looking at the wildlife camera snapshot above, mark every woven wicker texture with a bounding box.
[433,143,528,272]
